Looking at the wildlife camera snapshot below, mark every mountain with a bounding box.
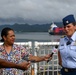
[0,22,63,32]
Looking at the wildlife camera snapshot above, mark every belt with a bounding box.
[63,67,76,72]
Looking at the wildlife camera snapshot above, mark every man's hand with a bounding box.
[18,61,31,70]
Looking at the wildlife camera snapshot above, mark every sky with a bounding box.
[0,0,76,25]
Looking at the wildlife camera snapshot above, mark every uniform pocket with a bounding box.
[70,45,76,51]
[69,45,76,58]
[59,46,64,50]
[59,46,66,57]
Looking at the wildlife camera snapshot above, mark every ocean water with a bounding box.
[15,32,61,42]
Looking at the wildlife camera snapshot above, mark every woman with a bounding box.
[58,14,76,75]
[0,27,51,75]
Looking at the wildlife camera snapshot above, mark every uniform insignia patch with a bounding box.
[61,44,64,46]
[61,35,66,38]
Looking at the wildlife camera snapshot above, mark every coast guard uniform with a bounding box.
[58,14,76,75]
[59,32,76,68]
[59,32,76,74]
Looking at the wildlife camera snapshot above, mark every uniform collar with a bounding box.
[71,31,76,41]
[64,31,76,41]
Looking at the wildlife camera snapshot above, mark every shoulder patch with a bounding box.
[61,35,66,38]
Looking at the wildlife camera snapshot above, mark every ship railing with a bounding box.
[34,41,61,75]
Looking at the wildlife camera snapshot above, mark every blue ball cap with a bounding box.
[62,14,75,26]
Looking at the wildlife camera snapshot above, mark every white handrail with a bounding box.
[34,41,60,75]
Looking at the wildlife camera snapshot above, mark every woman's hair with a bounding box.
[72,22,76,26]
[0,27,14,42]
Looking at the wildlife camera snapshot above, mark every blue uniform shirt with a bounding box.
[58,31,76,68]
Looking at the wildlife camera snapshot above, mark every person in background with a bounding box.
[58,14,76,75]
[0,27,51,75]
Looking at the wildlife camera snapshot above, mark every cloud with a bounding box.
[0,0,76,25]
